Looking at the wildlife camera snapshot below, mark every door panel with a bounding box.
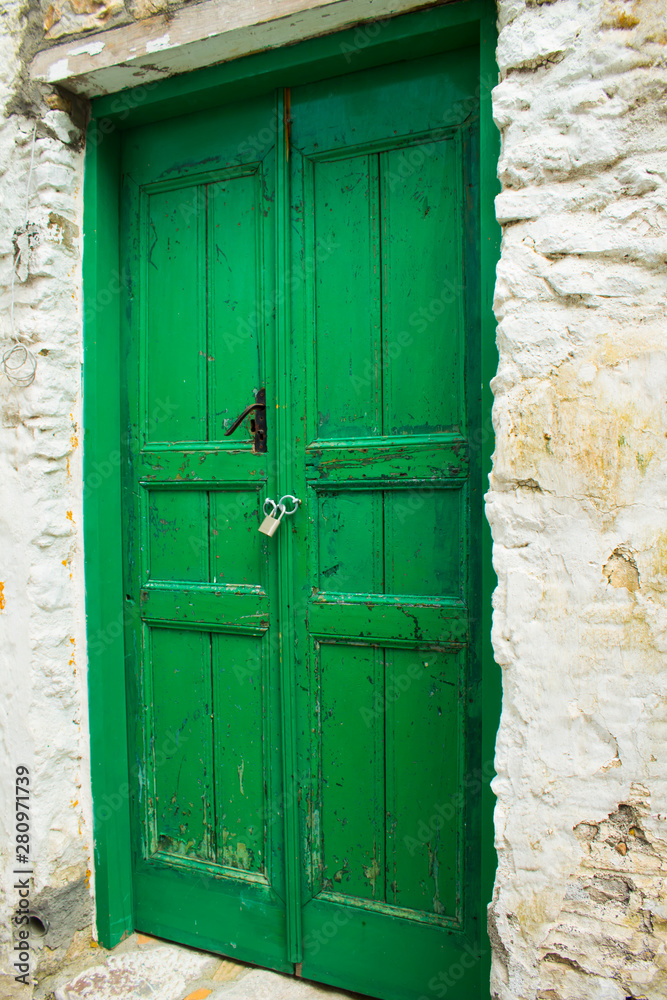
[381,139,463,435]
[312,154,381,439]
[121,94,289,972]
[385,646,463,918]
[149,626,214,862]
[316,488,464,598]
[316,642,386,903]
[208,171,265,440]
[289,50,481,998]
[120,43,483,1000]
[144,185,205,441]
[212,631,268,875]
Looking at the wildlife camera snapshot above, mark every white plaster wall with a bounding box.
[0,2,92,994]
[489,0,667,996]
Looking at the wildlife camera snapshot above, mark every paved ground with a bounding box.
[31,932,359,1000]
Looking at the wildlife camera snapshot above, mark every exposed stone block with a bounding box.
[44,0,130,40]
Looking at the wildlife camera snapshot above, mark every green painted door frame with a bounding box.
[83,0,500,992]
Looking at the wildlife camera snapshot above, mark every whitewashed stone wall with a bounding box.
[489,0,667,996]
[1,0,667,997]
[0,2,92,996]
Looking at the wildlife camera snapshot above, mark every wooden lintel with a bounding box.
[31,0,437,97]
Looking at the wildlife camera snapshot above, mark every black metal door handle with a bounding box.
[224,388,267,453]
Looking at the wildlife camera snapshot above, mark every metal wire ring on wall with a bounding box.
[2,342,37,387]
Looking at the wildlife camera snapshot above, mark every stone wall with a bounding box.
[1,0,667,997]
[0,2,92,996]
[489,0,667,995]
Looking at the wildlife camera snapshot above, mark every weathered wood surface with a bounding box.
[32,0,434,95]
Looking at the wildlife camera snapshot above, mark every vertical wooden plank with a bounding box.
[384,487,463,599]
[210,490,262,586]
[318,643,385,901]
[212,633,266,873]
[317,492,382,594]
[312,155,381,440]
[149,627,214,861]
[84,124,134,947]
[145,185,206,443]
[385,648,461,918]
[381,139,462,435]
[146,489,209,583]
[208,171,263,442]
[275,88,302,964]
[288,145,316,929]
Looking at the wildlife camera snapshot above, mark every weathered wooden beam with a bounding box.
[31,0,438,96]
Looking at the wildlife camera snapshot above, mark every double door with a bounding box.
[120,46,483,1000]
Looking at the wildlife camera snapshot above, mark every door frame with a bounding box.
[82,0,500,985]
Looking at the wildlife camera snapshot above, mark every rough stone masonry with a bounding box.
[0,0,666,998]
[0,3,92,999]
[489,0,667,995]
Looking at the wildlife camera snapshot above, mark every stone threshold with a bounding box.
[33,931,360,1000]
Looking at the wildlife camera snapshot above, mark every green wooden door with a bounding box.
[120,46,482,1000]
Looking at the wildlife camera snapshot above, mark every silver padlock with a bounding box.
[259,499,286,537]
[258,495,302,537]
